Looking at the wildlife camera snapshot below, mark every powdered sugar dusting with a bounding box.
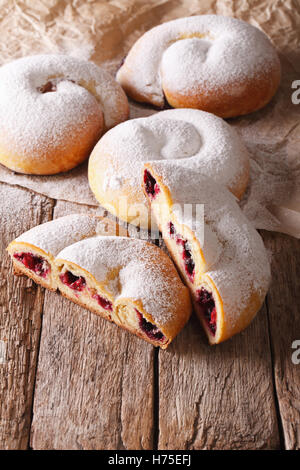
[90,108,249,210]
[154,169,271,327]
[102,171,123,191]
[0,54,128,167]
[117,15,280,107]
[56,236,186,327]
[15,214,111,256]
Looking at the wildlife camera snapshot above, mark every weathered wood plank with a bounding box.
[158,241,280,450]
[263,232,300,450]
[0,182,54,449]
[30,200,154,450]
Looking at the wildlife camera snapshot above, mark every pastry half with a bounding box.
[142,162,271,344]
[7,214,127,291]
[54,236,191,348]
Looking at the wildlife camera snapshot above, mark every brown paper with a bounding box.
[0,0,299,237]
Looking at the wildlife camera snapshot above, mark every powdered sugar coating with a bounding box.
[117,15,280,107]
[89,108,249,225]
[15,214,114,256]
[56,236,185,327]
[151,167,271,328]
[0,54,128,168]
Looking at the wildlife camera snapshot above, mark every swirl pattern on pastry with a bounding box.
[117,15,281,117]
[0,54,129,175]
[88,108,250,228]
[142,163,271,344]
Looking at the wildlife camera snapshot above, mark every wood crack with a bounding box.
[265,295,285,449]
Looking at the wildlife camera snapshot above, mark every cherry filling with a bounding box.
[13,252,50,278]
[60,271,86,291]
[92,293,113,311]
[196,288,217,335]
[168,222,195,282]
[144,170,160,199]
[136,310,165,342]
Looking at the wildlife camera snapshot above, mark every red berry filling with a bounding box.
[168,222,195,282]
[13,252,50,278]
[144,170,160,199]
[136,310,165,342]
[196,288,217,335]
[60,271,86,291]
[92,293,113,311]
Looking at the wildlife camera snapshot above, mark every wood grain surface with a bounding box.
[158,309,280,450]
[0,186,299,450]
[30,201,155,450]
[263,232,300,450]
[0,183,54,449]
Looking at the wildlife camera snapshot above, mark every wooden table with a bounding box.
[0,181,299,450]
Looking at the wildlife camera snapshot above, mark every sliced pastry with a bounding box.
[54,236,191,348]
[142,162,271,344]
[7,214,126,291]
[7,219,191,348]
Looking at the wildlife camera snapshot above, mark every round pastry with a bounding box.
[0,54,129,175]
[142,163,271,344]
[117,15,281,117]
[55,236,191,348]
[88,108,250,228]
[7,214,127,291]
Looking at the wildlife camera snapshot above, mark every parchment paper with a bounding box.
[0,0,299,237]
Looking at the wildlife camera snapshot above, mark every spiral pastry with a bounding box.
[88,108,249,228]
[117,15,281,117]
[0,54,129,175]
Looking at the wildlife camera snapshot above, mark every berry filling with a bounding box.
[13,252,50,278]
[196,288,217,335]
[92,293,113,311]
[168,222,195,282]
[144,170,160,199]
[60,271,86,291]
[136,310,165,342]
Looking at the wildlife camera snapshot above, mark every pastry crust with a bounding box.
[88,108,250,228]
[7,214,127,291]
[142,163,271,344]
[7,219,191,348]
[117,15,281,117]
[0,54,129,175]
[55,236,191,348]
